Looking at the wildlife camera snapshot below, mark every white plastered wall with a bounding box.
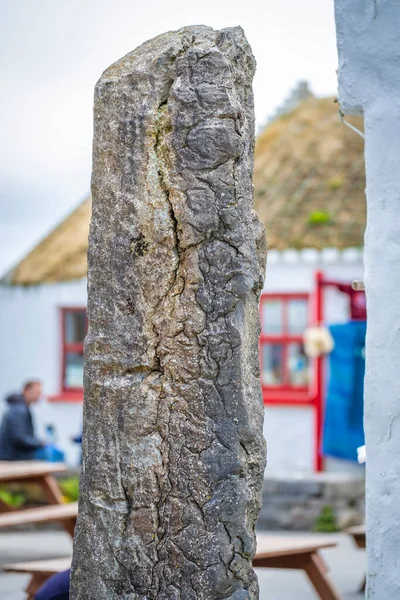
[0,280,87,465]
[335,1,400,595]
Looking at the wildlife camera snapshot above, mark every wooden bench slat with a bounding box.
[255,535,337,559]
[0,503,77,528]
[3,557,71,575]
[0,461,66,482]
[2,535,341,600]
[347,525,365,536]
[1,535,337,573]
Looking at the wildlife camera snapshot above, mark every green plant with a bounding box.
[59,477,80,503]
[313,505,338,533]
[307,210,332,226]
[326,175,344,191]
[255,186,268,197]
[0,486,26,507]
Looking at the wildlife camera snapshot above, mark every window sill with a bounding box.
[48,391,83,403]
[262,388,314,406]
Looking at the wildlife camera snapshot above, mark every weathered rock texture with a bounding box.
[70,25,266,600]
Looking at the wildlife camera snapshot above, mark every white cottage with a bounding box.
[254,94,366,474]
[0,201,91,466]
[0,93,366,471]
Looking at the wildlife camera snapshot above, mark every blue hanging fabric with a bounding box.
[322,321,366,461]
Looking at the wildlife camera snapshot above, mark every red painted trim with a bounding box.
[263,393,313,405]
[48,391,83,403]
[59,307,87,398]
[64,342,84,353]
[262,385,309,393]
[60,308,66,397]
[314,271,324,472]
[260,293,309,300]
[264,399,314,407]
[260,335,305,342]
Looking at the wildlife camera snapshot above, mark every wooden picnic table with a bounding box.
[0,461,76,537]
[3,534,341,600]
[0,461,67,482]
[255,535,341,600]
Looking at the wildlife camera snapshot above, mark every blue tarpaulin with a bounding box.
[322,321,366,462]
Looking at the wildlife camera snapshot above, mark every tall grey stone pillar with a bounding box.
[70,25,266,600]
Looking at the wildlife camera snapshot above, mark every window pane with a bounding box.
[288,343,309,386]
[65,311,86,343]
[262,300,283,335]
[287,299,308,334]
[261,344,284,385]
[64,352,84,388]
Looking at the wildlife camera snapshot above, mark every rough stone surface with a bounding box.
[70,25,266,600]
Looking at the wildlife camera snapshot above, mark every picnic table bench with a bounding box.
[347,525,366,549]
[4,557,71,600]
[3,535,341,600]
[255,535,341,600]
[0,461,76,537]
[347,524,366,591]
[0,503,77,536]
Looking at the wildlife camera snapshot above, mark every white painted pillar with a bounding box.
[335,1,400,597]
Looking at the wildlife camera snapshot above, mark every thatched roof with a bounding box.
[253,96,366,250]
[3,198,91,285]
[4,95,366,285]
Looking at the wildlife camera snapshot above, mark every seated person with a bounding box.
[0,381,44,460]
[71,431,82,465]
[35,569,70,600]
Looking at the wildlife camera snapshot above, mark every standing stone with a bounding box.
[70,25,266,600]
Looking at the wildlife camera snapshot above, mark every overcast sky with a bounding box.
[0,0,338,275]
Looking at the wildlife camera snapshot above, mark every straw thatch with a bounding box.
[254,96,366,250]
[4,198,91,285]
[4,96,366,285]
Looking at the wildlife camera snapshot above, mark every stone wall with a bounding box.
[258,473,365,531]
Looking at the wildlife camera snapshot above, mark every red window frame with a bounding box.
[260,273,325,473]
[50,307,87,402]
[259,293,311,404]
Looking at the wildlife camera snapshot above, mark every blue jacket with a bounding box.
[35,569,70,600]
[0,394,42,460]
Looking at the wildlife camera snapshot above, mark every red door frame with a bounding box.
[314,270,324,471]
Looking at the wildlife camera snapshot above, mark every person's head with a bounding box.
[22,380,42,405]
